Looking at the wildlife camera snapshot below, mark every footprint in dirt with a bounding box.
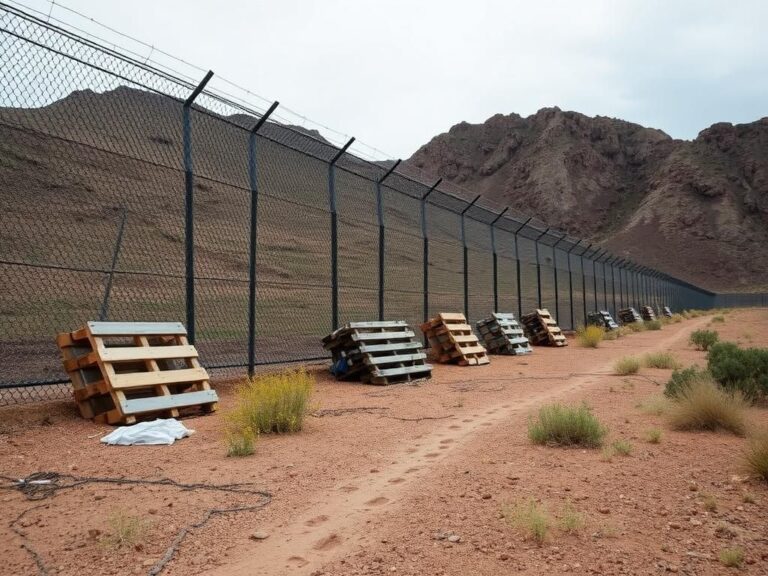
[448,425,461,430]
[287,556,309,568]
[462,419,473,423]
[313,533,342,551]
[424,452,440,458]
[406,447,418,453]
[305,515,329,527]
[439,439,455,444]
[365,496,389,506]
[405,467,420,474]
[388,477,406,484]
[338,485,358,493]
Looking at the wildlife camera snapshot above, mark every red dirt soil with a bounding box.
[1,310,767,576]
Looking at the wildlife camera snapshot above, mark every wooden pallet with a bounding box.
[618,307,643,324]
[520,308,568,347]
[476,313,532,355]
[322,321,432,385]
[662,306,673,318]
[640,306,657,321]
[587,310,619,330]
[420,313,490,366]
[57,321,218,425]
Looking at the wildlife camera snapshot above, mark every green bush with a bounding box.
[528,403,607,448]
[665,366,709,398]
[645,320,663,331]
[743,431,768,482]
[614,357,640,375]
[502,499,550,544]
[668,375,747,436]
[690,329,719,351]
[707,342,768,401]
[644,352,681,370]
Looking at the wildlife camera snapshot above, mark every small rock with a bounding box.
[250,531,269,541]
[482,494,492,500]
[666,565,678,573]
[142,560,155,568]
[597,507,610,514]
[447,535,461,543]
[148,508,158,515]
[498,553,509,561]
[94,494,105,501]
[87,529,101,539]
[668,522,681,529]
[689,519,702,526]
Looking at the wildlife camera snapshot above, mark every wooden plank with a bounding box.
[100,345,198,362]
[363,353,427,365]
[451,334,478,343]
[372,364,433,377]
[120,389,219,415]
[438,312,467,321]
[111,367,209,389]
[87,321,187,336]
[358,341,423,354]
[351,330,415,341]
[346,321,408,329]
[457,345,486,355]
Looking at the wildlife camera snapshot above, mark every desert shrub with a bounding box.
[528,403,607,448]
[105,511,150,548]
[711,315,725,323]
[743,431,768,482]
[576,325,604,348]
[614,356,640,375]
[718,547,744,568]
[690,329,719,351]
[636,395,671,416]
[671,314,684,323]
[702,494,718,512]
[558,501,585,533]
[611,439,633,456]
[616,326,634,337]
[603,329,620,341]
[707,342,768,401]
[643,352,681,370]
[644,428,662,443]
[627,322,647,333]
[645,320,663,331]
[665,366,709,398]
[502,499,550,544]
[668,376,747,436]
[226,427,256,457]
[228,368,314,435]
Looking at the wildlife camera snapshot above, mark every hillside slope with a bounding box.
[406,108,768,291]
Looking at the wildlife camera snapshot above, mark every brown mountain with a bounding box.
[406,108,768,292]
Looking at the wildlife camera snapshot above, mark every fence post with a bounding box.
[490,207,509,312]
[601,253,609,311]
[552,232,567,326]
[421,179,441,327]
[183,70,213,344]
[592,248,606,312]
[99,206,128,321]
[608,256,618,318]
[328,137,355,331]
[566,240,581,330]
[376,159,401,321]
[580,243,593,326]
[513,217,533,319]
[246,101,279,377]
[460,194,482,320]
[534,227,550,309]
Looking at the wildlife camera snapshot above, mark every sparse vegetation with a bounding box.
[611,439,633,456]
[665,366,708,398]
[614,356,640,375]
[644,428,662,443]
[743,431,768,482]
[227,368,315,435]
[742,492,756,504]
[712,315,725,323]
[702,494,718,512]
[671,314,684,323]
[558,501,585,533]
[502,499,550,544]
[690,329,719,351]
[528,403,607,448]
[643,352,681,370]
[645,320,663,331]
[576,325,605,348]
[718,547,744,568]
[707,342,768,402]
[626,322,647,333]
[104,511,150,549]
[668,376,747,436]
[226,426,256,457]
[636,395,670,416]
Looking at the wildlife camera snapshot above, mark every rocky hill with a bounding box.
[406,108,768,292]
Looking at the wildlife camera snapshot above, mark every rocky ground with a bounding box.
[1,310,767,576]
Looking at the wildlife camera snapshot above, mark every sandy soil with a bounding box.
[1,310,767,576]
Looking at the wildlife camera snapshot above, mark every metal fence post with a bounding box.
[534,227,550,309]
[490,207,509,312]
[246,101,278,377]
[580,243,593,326]
[566,240,581,330]
[375,159,401,321]
[513,217,533,319]
[99,206,128,321]
[183,70,213,344]
[328,137,355,331]
[592,248,606,313]
[608,256,618,318]
[552,232,567,325]
[460,194,482,320]
[421,179,441,326]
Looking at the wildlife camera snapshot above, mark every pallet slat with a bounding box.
[421,312,490,366]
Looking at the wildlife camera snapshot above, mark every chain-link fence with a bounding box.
[1,3,766,405]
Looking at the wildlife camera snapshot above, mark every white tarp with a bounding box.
[100,418,195,446]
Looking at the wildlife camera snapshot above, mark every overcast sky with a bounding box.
[19,0,768,159]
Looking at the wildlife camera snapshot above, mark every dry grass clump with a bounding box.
[644,428,662,443]
[227,368,315,439]
[667,376,747,436]
[611,439,633,456]
[718,547,744,568]
[636,395,671,416]
[576,325,605,348]
[643,352,681,370]
[743,431,768,482]
[614,356,640,375]
[711,315,726,323]
[645,320,663,331]
[104,511,150,549]
[502,499,550,544]
[558,501,585,533]
[627,322,647,333]
[528,403,607,448]
[226,426,256,457]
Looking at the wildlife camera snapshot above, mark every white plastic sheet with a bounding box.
[100,418,195,446]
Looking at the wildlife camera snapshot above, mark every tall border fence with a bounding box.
[1,3,766,405]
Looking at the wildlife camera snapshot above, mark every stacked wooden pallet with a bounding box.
[587,310,619,330]
[521,308,568,347]
[618,307,643,324]
[640,306,657,321]
[420,313,490,366]
[322,321,432,384]
[56,321,218,425]
[662,306,673,318]
[475,313,532,355]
